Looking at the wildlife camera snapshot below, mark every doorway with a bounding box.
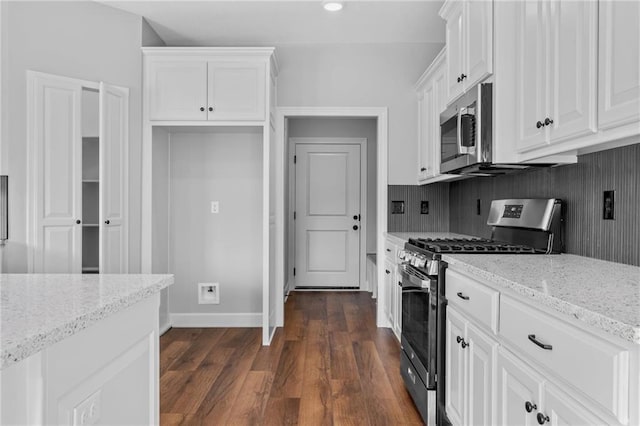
[291,139,366,289]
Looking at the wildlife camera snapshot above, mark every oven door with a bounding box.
[399,263,438,389]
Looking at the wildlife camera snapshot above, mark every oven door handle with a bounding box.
[400,265,432,290]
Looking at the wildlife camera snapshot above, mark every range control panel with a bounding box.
[502,204,523,219]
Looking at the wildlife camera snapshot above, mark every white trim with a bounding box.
[159,322,172,336]
[288,137,367,291]
[275,106,389,330]
[170,313,262,328]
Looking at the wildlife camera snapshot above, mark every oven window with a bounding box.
[440,115,459,163]
[402,285,433,370]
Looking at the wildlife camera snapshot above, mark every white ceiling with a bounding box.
[100,0,445,46]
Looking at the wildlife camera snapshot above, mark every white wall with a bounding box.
[276,42,443,185]
[167,130,263,321]
[1,1,145,272]
[141,18,166,47]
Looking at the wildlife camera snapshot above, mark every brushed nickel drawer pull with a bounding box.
[528,334,552,350]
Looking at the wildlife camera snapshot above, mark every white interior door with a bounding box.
[29,72,83,273]
[99,82,129,273]
[294,143,360,288]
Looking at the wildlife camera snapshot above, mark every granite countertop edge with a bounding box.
[1,275,174,370]
[442,255,640,345]
[385,232,640,345]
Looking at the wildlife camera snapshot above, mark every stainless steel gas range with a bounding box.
[398,198,565,426]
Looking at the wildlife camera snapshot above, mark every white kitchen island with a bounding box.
[0,274,173,425]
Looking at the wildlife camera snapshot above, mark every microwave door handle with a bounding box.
[457,109,463,155]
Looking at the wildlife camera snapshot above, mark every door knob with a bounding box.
[537,413,550,425]
[200,107,205,112]
[104,220,110,225]
[456,336,462,343]
[353,215,358,220]
[457,76,461,83]
[544,117,553,126]
[525,401,537,413]
[209,107,214,112]
[353,225,359,231]
[76,219,81,224]
[536,120,544,129]
[460,73,467,81]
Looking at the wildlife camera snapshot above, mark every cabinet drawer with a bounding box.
[445,269,499,333]
[500,295,630,423]
[385,240,400,264]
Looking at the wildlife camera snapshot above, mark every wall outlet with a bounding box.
[198,283,220,304]
[73,390,101,426]
[476,199,481,215]
[421,200,429,214]
[603,190,615,220]
[210,201,219,214]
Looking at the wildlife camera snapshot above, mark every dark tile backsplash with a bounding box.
[388,143,640,266]
[388,183,450,232]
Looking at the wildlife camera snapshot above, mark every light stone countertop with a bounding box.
[0,274,174,370]
[385,232,640,344]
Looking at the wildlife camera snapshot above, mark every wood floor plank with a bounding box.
[226,371,274,425]
[330,379,370,426]
[262,397,300,426]
[196,329,262,424]
[270,340,306,398]
[166,347,236,414]
[169,328,226,372]
[160,292,424,426]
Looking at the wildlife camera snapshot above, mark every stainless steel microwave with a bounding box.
[440,82,494,174]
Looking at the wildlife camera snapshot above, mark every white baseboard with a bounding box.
[170,312,261,328]
[159,321,172,336]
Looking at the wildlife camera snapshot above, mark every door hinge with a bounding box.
[294,211,296,220]
[294,155,297,164]
[293,268,296,276]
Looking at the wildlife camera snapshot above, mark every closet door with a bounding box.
[28,72,83,273]
[99,82,129,273]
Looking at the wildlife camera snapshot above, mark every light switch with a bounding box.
[211,201,219,214]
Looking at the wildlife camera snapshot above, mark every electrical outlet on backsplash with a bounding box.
[387,184,449,232]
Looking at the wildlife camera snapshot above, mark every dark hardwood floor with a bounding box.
[160,291,424,425]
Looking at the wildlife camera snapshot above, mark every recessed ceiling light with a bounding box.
[323,0,344,12]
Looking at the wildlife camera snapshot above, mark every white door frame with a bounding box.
[289,137,367,290]
[274,107,389,336]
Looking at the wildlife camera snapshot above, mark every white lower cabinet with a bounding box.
[497,347,609,426]
[383,238,402,340]
[446,306,497,426]
[446,266,637,426]
[383,258,396,333]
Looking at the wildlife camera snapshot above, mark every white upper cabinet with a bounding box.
[515,0,598,154]
[598,0,640,130]
[416,49,459,185]
[148,61,208,121]
[440,0,493,105]
[144,48,274,122]
[207,62,265,121]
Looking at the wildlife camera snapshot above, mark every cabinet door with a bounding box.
[418,85,434,180]
[446,307,467,426]
[467,323,497,426]
[598,1,640,129]
[99,82,129,273]
[393,275,402,339]
[148,61,207,121]
[464,0,493,89]
[207,62,265,121]
[516,0,550,153]
[548,0,597,144]
[29,73,83,273]
[496,348,542,426]
[384,259,395,327]
[542,384,609,426]
[446,4,465,104]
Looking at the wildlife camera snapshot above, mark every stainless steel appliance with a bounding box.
[398,198,565,425]
[439,82,554,176]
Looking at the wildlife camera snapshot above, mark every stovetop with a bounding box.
[407,237,540,254]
